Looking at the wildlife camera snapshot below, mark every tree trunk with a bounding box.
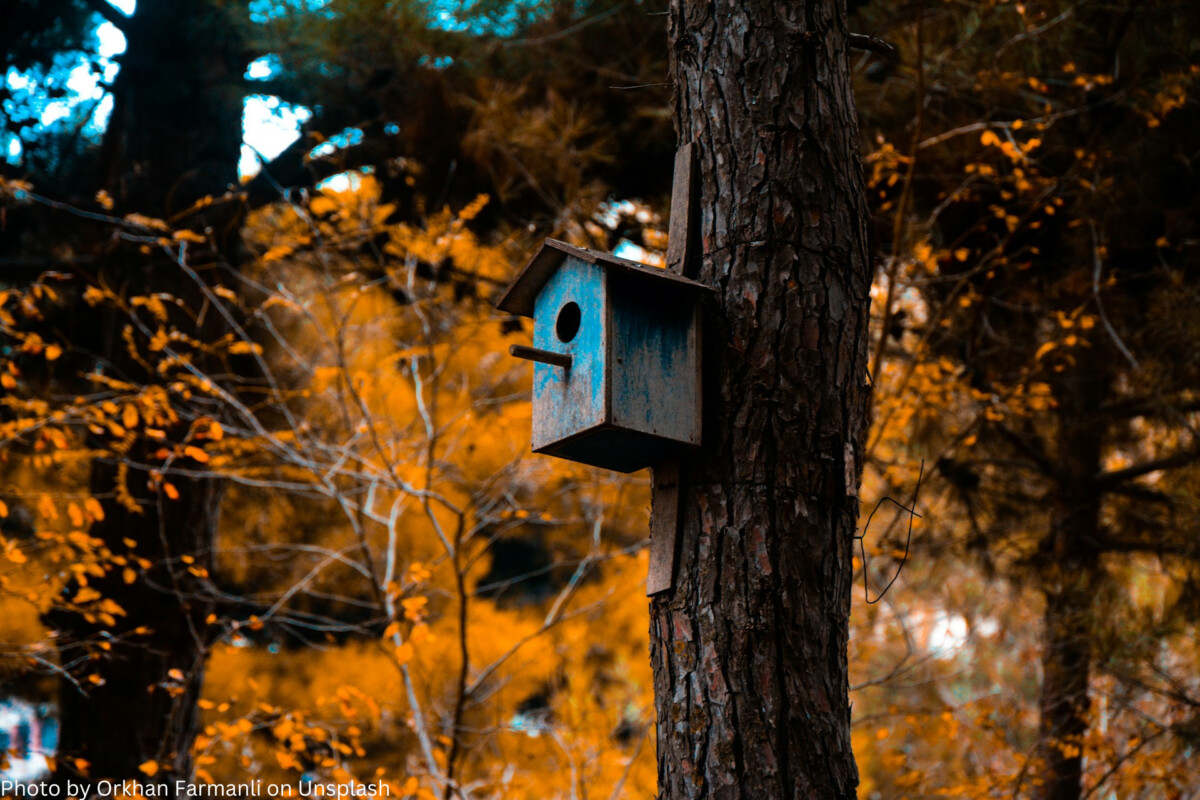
[45,0,245,787]
[1036,368,1105,800]
[649,1,871,798]
[1037,574,1096,800]
[50,459,220,786]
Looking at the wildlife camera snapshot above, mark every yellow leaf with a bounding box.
[163,482,180,500]
[980,130,1000,147]
[74,587,101,604]
[68,502,84,528]
[38,494,58,521]
[149,327,170,352]
[124,213,170,232]
[123,567,137,584]
[1035,341,1056,360]
[261,245,295,263]
[0,500,7,518]
[45,344,63,361]
[309,196,338,216]
[183,446,210,463]
[401,596,427,621]
[138,760,159,777]
[174,229,207,244]
[86,498,106,522]
[123,404,139,430]
[953,248,970,262]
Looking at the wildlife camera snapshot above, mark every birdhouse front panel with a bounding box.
[530,255,607,450]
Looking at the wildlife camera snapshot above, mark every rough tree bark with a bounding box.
[649,1,872,798]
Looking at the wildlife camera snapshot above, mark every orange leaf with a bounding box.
[183,446,210,463]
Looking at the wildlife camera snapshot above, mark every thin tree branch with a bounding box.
[1093,448,1200,489]
[81,0,130,30]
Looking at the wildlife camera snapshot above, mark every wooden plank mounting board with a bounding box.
[665,141,698,278]
[646,142,703,596]
[648,459,680,596]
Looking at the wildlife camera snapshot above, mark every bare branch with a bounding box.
[81,0,130,30]
[1093,448,1200,490]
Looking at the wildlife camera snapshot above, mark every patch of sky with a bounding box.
[248,0,332,24]
[2,5,127,166]
[613,239,655,265]
[416,55,455,69]
[239,95,313,180]
[245,54,283,81]
[316,166,374,194]
[308,126,364,160]
[426,0,553,36]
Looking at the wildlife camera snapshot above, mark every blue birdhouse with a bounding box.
[497,239,708,473]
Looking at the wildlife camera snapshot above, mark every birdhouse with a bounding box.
[497,239,708,473]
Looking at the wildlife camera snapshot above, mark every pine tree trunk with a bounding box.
[649,1,871,797]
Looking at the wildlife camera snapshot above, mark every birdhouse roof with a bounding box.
[496,239,710,318]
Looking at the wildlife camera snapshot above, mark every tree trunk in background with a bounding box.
[51,461,221,784]
[46,0,246,788]
[649,1,871,797]
[1037,369,1105,800]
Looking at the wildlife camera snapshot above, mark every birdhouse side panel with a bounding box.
[530,257,607,450]
[609,276,701,446]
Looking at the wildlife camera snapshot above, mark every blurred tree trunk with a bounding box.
[46,0,246,788]
[51,462,221,783]
[1037,368,1106,800]
[649,1,871,797]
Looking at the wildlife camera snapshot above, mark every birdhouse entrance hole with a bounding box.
[556,302,581,343]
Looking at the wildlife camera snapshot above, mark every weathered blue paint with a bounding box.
[609,272,700,445]
[531,255,607,450]
[504,241,705,473]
